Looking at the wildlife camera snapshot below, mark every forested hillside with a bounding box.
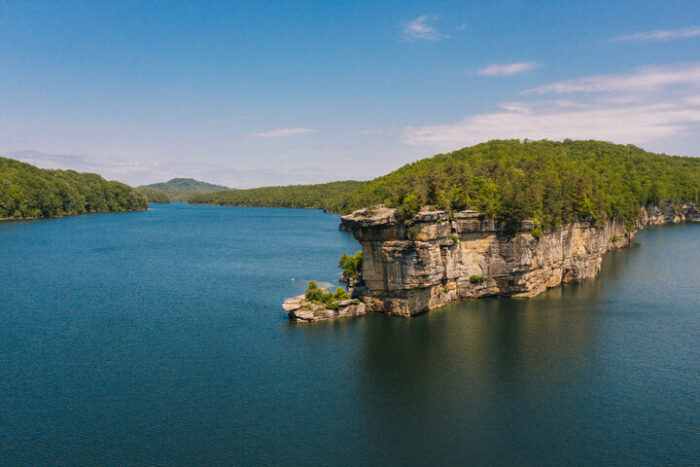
[0,157,147,219]
[339,140,700,228]
[189,180,364,211]
[190,140,700,229]
[139,178,228,202]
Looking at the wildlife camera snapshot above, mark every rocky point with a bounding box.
[338,203,699,317]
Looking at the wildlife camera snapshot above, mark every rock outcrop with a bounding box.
[283,294,367,323]
[340,203,699,317]
[637,204,700,226]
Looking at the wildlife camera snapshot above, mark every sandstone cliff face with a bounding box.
[341,204,698,317]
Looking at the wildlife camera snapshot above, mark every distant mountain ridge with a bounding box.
[138,178,230,202]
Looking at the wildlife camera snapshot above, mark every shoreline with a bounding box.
[339,203,700,317]
[0,208,148,223]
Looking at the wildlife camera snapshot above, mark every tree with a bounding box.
[338,251,363,280]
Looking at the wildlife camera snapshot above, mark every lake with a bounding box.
[1,203,699,465]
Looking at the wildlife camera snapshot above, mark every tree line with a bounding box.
[0,157,147,219]
[189,180,364,211]
[341,139,700,229]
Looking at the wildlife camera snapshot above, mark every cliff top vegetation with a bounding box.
[342,139,700,228]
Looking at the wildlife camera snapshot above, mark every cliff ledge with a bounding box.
[339,203,699,317]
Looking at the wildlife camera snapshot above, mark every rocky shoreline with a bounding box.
[283,293,366,323]
[337,203,699,317]
[282,203,698,322]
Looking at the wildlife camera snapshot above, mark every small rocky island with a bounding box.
[283,281,366,323]
[284,203,699,322]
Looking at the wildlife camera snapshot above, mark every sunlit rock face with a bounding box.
[341,203,697,317]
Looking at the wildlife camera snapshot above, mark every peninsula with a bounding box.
[279,139,700,320]
[339,202,698,317]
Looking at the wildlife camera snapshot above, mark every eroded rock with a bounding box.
[283,294,367,323]
[340,203,698,317]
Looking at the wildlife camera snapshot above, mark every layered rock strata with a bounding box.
[283,294,367,323]
[340,203,698,317]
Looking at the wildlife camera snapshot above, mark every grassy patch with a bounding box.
[470,275,487,284]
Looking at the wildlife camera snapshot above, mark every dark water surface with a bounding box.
[1,204,699,465]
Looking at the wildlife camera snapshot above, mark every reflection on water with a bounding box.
[353,234,699,465]
[360,249,617,388]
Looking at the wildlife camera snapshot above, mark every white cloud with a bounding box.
[251,128,317,138]
[478,62,540,76]
[402,101,700,149]
[401,63,700,151]
[612,26,700,42]
[403,15,446,41]
[525,64,700,95]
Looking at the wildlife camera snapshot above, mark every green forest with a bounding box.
[189,140,700,229]
[0,157,147,219]
[341,140,700,228]
[189,180,364,210]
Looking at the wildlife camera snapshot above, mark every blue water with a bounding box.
[1,204,699,465]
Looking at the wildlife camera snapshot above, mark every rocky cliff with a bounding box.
[340,204,699,317]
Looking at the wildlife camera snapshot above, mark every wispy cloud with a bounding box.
[402,63,700,150]
[524,64,700,94]
[478,62,540,76]
[612,26,700,42]
[402,101,700,148]
[251,128,317,138]
[403,15,446,41]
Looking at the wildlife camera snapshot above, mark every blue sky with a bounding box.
[2,0,700,187]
